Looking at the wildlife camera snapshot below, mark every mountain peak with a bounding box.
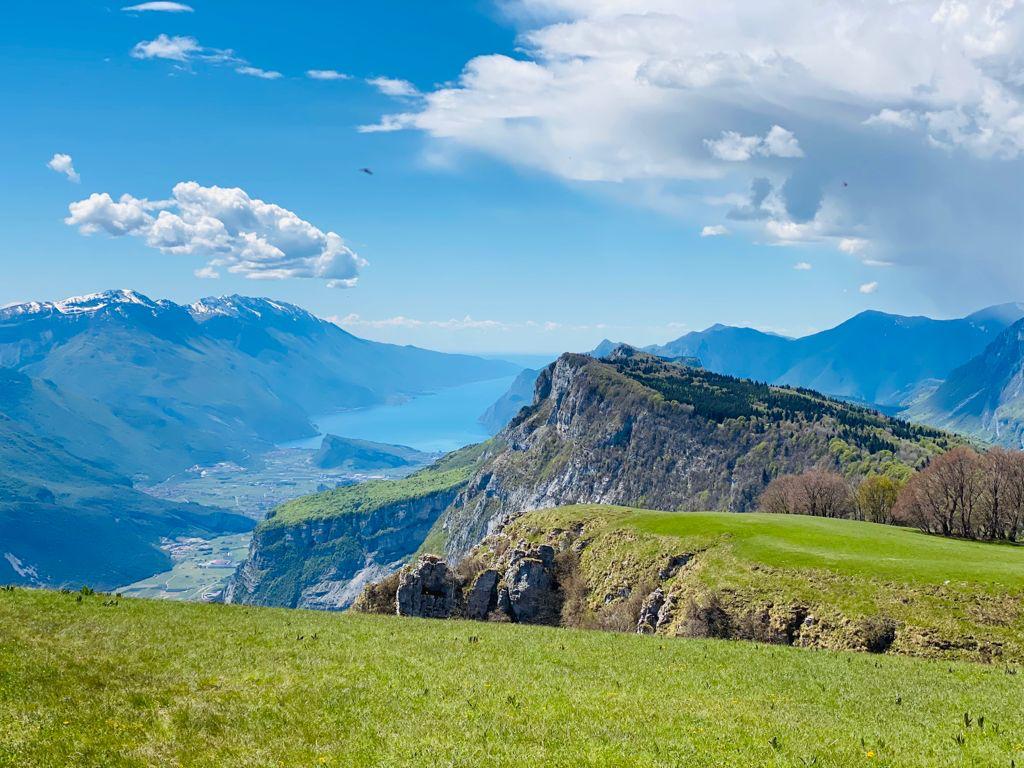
[0,289,161,322]
[55,289,158,314]
[189,295,316,324]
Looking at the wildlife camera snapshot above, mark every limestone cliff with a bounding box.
[433,348,949,560]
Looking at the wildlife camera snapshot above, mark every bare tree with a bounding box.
[895,447,984,538]
[759,470,854,519]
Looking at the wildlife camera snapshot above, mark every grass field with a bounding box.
[1,588,1023,767]
[624,509,1024,587]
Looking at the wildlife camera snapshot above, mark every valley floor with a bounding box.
[2,588,1023,767]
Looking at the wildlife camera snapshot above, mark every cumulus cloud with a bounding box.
[366,76,420,97]
[307,69,351,81]
[131,34,281,80]
[705,125,803,161]
[793,262,812,270]
[700,225,729,237]
[122,2,193,11]
[65,182,365,287]
[47,153,80,183]
[360,0,1024,308]
[859,281,879,294]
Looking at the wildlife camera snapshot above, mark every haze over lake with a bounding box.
[288,375,519,453]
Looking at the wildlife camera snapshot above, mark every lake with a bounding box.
[286,375,519,453]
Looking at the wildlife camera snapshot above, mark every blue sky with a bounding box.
[2,1,1023,353]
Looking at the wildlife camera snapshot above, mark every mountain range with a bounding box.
[647,304,1024,407]
[0,289,517,589]
[479,303,1024,445]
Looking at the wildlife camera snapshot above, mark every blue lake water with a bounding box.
[286,375,519,453]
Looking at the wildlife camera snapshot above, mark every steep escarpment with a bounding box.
[225,446,483,609]
[432,348,952,561]
[356,505,1024,664]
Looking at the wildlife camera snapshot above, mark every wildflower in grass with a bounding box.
[866,750,876,758]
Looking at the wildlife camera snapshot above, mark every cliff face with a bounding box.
[225,484,462,610]
[434,349,948,560]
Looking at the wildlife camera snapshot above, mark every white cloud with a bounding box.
[838,237,868,255]
[864,109,919,130]
[704,131,763,162]
[131,34,199,62]
[366,77,420,98]
[307,69,351,81]
[235,66,282,80]
[859,281,879,294]
[761,125,804,158]
[355,0,1024,307]
[862,258,894,267]
[122,2,193,11]
[47,153,80,183]
[358,114,415,134]
[194,265,220,279]
[793,261,812,270]
[700,224,729,237]
[705,125,803,161]
[131,35,281,80]
[66,182,365,287]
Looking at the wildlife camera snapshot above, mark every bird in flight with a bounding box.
[359,168,374,175]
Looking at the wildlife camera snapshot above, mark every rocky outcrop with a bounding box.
[355,541,561,624]
[503,544,556,623]
[464,569,500,620]
[396,556,458,618]
[636,588,666,634]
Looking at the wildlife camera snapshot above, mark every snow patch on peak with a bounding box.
[55,289,157,314]
[189,295,315,323]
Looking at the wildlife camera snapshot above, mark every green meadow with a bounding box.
[2,586,1024,767]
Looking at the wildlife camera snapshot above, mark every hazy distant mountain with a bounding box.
[0,369,253,590]
[588,339,625,358]
[647,305,1024,406]
[907,319,1024,447]
[479,368,541,433]
[0,290,517,588]
[0,290,518,478]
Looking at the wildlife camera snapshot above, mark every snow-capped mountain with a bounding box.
[0,289,518,591]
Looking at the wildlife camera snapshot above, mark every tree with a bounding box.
[856,474,901,525]
[978,448,1024,541]
[895,447,984,538]
[759,470,855,519]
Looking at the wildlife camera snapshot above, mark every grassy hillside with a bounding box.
[262,442,487,529]
[2,588,1024,767]
[474,506,1024,662]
